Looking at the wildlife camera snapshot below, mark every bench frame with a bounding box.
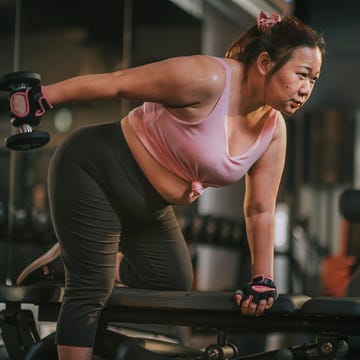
[1,283,360,359]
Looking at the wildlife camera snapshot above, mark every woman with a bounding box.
[14,11,325,359]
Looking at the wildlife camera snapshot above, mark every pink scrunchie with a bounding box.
[257,11,281,33]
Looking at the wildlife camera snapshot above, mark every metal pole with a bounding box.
[120,0,133,117]
[13,0,21,72]
[6,0,22,285]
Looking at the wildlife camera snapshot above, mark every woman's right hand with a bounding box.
[234,275,278,316]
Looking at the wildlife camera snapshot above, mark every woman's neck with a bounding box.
[238,64,270,117]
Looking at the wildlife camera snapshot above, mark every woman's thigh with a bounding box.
[49,156,122,297]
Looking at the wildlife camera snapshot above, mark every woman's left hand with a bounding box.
[234,275,277,316]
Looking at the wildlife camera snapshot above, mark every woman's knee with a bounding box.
[120,257,193,291]
[155,263,194,291]
[56,297,106,347]
[168,268,193,291]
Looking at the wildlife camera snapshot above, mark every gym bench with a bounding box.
[1,283,360,359]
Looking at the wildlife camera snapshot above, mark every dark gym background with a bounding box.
[0,0,359,299]
[1,0,360,358]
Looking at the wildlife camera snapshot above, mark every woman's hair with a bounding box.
[225,14,326,79]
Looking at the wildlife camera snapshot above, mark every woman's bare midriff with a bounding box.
[120,116,194,205]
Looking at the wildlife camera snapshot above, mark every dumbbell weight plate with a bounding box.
[0,71,41,91]
[5,131,50,151]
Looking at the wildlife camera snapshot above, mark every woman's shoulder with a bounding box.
[276,111,286,128]
[271,110,287,142]
[167,55,233,75]
[196,55,242,74]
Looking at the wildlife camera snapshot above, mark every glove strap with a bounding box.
[251,274,274,286]
[35,85,53,116]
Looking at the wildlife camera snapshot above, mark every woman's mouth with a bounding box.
[291,99,302,108]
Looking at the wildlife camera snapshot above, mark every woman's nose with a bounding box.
[299,80,311,97]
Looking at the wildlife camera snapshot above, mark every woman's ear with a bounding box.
[257,52,273,76]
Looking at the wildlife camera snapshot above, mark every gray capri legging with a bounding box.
[48,121,193,347]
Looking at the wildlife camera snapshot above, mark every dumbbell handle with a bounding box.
[10,82,31,90]
[18,124,34,133]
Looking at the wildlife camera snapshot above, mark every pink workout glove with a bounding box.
[234,274,278,304]
[10,84,53,127]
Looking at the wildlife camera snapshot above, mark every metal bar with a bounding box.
[168,0,203,19]
[121,0,133,117]
[6,0,22,285]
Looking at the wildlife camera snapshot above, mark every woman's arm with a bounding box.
[44,55,225,110]
[237,112,287,315]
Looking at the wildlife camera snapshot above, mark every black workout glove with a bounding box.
[9,84,53,127]
[234,275,278,304]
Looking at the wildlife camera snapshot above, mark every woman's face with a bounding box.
[265,46,322,116]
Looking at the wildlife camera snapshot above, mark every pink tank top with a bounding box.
[128,57,278,200]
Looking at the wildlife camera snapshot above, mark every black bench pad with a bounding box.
[300,296,360,316]
[106,287,309,314]
[2,284,360,334]
[0,284,307,314]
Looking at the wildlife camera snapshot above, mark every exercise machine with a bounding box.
[1,280,360,359]
[2,190,360,360]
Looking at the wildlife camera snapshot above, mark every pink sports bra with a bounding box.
[128,57,278,200]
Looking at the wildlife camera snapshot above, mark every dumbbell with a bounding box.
[0,71,50,151]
